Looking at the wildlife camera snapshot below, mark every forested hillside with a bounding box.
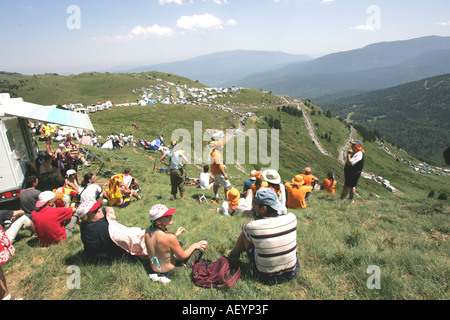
[321,74,450,165]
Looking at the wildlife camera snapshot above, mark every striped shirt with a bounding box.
[242,213,298,275]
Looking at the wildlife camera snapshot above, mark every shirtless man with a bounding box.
[144,204,208,277]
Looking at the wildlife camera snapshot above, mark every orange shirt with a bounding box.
[210,149,224,175]
[300,174,313,186]
[285,183,312,209]
[323,179,337,194]
[251,181,268,195]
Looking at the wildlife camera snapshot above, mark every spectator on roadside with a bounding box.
[159,141,190,200]
[243,170,257,194]
[300,167,319,202]
[199,165,214,190]
[221,188,250,216]
[210,140,231,202]
[321,172,337,195]
[78,201,135,265]
[285,175,313,209]
[262,169,286,208]
[0,226,22,300]
[340,140,365,203]
[78,173,107,204]
[31,191,78,247]
[144,204,208,278]
[64,169,79,193]
[228,188,300,285]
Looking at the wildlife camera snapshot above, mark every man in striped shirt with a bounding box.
[228,188,300,285]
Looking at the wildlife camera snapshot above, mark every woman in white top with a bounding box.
[199,165,214,190]
[78,173,107,203]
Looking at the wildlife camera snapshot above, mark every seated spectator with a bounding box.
[77,201,135,265]
[244,171,268,208]
[34,151,46,173]
[144,204,208,278]
[228,188,300,285]
[300,167,319,202]
[0,209,32,244]
[39,155,63,180]
[285,175,313,209]
[64,169,79,193]
[262,169,286,208]
[221,188,250,216]
[243,170,257,194]
[199,165,214,190]
[122,168,141,196]
[1,226,22,300]
[78,173,107,203]
[31,191,78,247]
[320,172,337,195]
[105,173,140,208]
[53,178,77,208]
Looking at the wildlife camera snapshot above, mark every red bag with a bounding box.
[192,257,241,289]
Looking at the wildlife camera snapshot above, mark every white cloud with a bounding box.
[350,25,376,31]
[438,21,450,26]
[158,0,184,5]
[94,24,175,41]
[177,14,225,31]
[226,19,237,26]
[321,0,335,4]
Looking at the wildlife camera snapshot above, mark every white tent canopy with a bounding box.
[0,93,95,132]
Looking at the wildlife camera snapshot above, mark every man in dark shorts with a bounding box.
[340,140,365,203]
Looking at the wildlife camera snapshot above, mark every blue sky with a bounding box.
[1,0,450,74]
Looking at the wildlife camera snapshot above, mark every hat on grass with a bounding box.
[35,191,56,208]
[148,204,176,221]
[76,201,102,219]
[253,188,285,214]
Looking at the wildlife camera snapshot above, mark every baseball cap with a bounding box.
[148,204,176,221]
[76,201,102,219]
[35,191,56,208]
[304,167,312,173]
[250,170,257,181]
[253,188,285,214]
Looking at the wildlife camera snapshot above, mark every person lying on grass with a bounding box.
[145,204,208,278]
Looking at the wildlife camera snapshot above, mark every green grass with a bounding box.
[2,74,449,301]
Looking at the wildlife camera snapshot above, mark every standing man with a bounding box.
[210,140,231,203]
[340,140,365,203]
[160,141,189,200]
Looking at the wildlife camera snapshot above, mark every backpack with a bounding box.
[192,257,241,289]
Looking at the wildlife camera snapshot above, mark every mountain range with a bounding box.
[111,50,312,88]
[110,35,450,102]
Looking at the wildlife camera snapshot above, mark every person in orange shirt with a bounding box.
[210,141,231,202]
[321,172,337,195]
[285,175,313,209]
[300,167,319,202]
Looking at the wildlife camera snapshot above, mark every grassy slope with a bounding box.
[2,74,450,300]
